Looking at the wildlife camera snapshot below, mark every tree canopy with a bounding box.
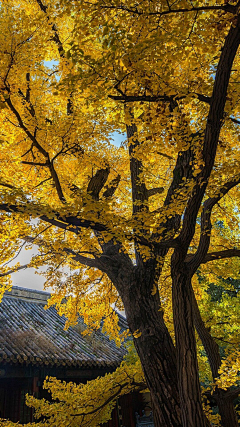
[0,1,240,426]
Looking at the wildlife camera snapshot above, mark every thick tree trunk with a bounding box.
[217,390,239,427]
[191,288,221,379]
[119,271,182,427]
[171,260,209,427]
[191,288,239,427]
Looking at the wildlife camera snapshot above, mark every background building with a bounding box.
[0,286,147,426]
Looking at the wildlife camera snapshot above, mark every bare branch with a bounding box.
[72,378,145,418]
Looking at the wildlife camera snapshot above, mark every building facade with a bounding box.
[0,286,148,426]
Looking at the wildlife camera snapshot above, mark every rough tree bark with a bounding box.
[97,246,183,427]
[122,269,182,427]
[171,260,208,427]
[168,14,240,427]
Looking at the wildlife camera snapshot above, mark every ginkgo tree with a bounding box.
[0,342,148,427]
[0,0,240,426]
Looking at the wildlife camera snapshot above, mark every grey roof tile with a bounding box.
[0,287,126,368]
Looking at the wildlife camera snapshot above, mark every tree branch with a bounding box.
[147,187,164,197]
[191,285,221,379]
[178,15,240,257]
[24,236,100,269]
[229,116,240,125]
[187,174,240,273]
[225,387,240,401]
[151,129,197,242]
[125,109,149,265]
[73,383,128,417]
[22,161,48,166]
[4,94,66,203]
[18,73,35,117]
[87,167,110,200]
[202,248,240,264]
[0,264,29,277]
[62,248,99,268]
[0,203,107,234]
[126,112,148,217]
[100,3,238,17]
[36,0,65,57]
[157,151,173,160]
[109,93,211,104]
[102,174,121,198]
[0,182,15,189]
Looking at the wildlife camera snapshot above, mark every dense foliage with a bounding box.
[0,1,240,426]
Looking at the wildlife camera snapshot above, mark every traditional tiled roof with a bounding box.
[0,286,126,368]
